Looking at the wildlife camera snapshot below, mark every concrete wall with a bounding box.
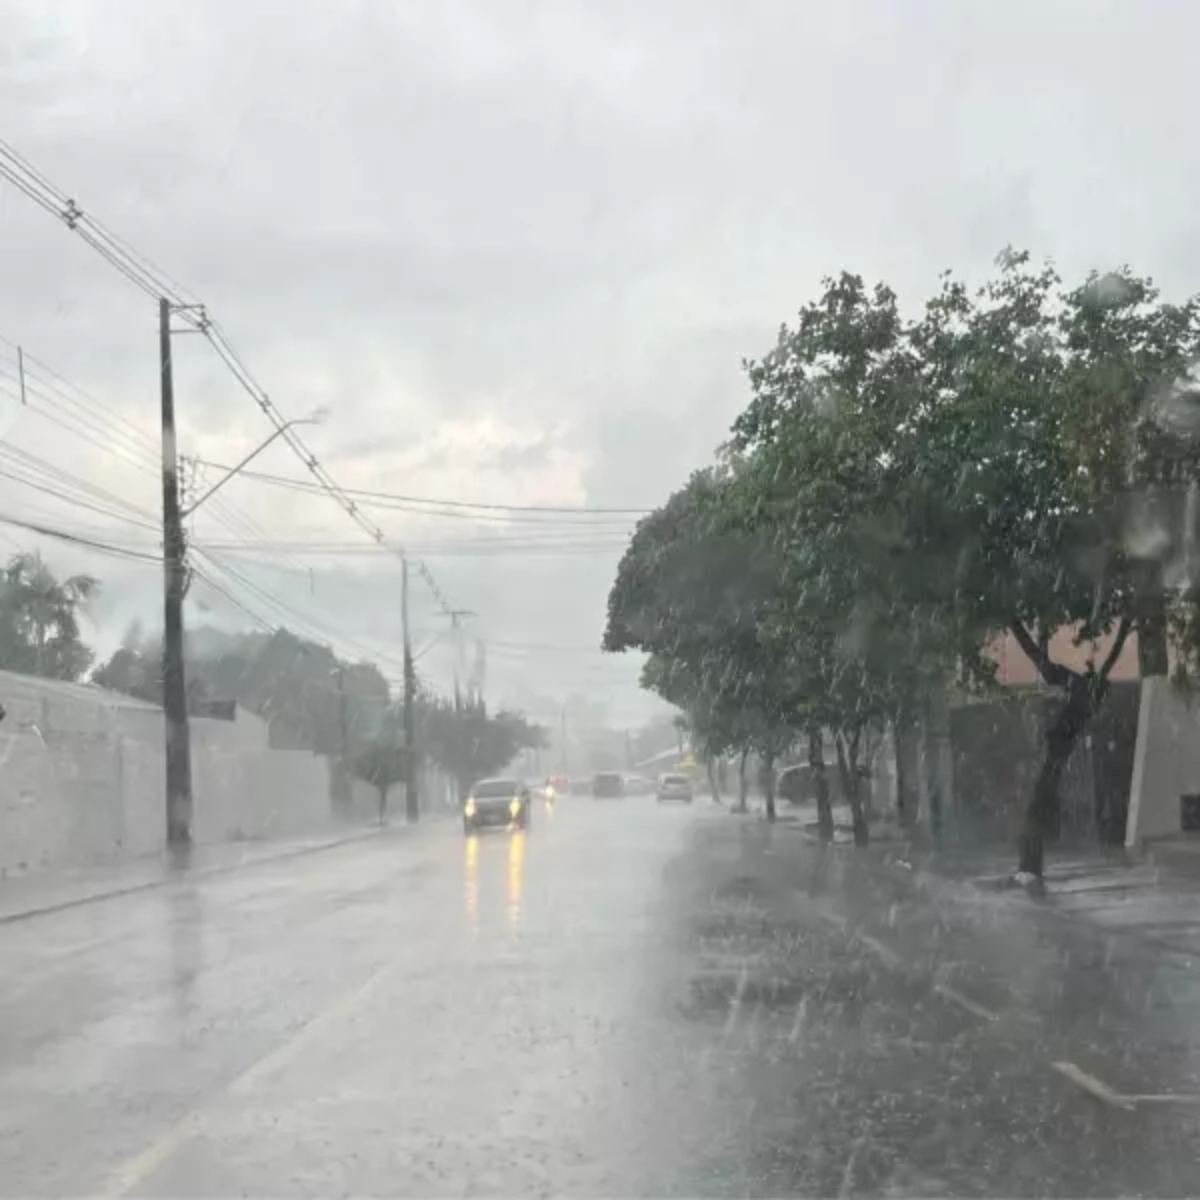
[1126,677,1200,846]
[0,670,338,876]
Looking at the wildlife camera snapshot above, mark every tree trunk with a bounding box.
[377,784,387,827]
[705,756,722,805]
[836,729,869,846]
[808,726,834,842]
[763,751,776,822]
[893,711,919,830]
[735,749,749,813]
[1017,676,1094,878]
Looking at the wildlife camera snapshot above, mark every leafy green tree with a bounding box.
[900,252,1200,875]
[0,552,98,681]
[351,729,410,825]
[605,468,798,822]
[733,252,1200,873]
[729,275,964,844]
[93,626,391,756]
[421,693,546,798]
[92,645,164,704]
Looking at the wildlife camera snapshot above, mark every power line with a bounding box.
[0,341,321,589]
[191,545,411,677]
[0,138,460,621]
[178,541,628,559]
[0,511,162,565]
[187,459,651,517]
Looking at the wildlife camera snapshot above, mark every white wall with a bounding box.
[1126,676,1200,846]
[0,671,339,875]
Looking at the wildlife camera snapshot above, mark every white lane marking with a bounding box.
[934,982,1000,1023]
[1051,1060,1136,1110]
[101,964,394,1197]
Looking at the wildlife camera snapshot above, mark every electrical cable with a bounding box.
[0,139,461,621]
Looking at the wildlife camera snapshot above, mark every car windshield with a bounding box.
[10,8,1200,1197]
[472,780,519,799]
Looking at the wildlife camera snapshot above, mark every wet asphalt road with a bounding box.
[3,798,1200,1196]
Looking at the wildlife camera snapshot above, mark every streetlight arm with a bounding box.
[182,420,310,516]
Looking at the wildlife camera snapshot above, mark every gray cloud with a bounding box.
[4,0,1200,723]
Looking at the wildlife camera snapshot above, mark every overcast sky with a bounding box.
[2,0,1200,727]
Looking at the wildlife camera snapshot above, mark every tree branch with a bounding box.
[1009,619,1074,689]
[1097,616,1134,683]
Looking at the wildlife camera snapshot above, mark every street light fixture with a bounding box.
[183,410,326,517]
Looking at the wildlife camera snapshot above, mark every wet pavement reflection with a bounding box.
[2,803,1200,1196]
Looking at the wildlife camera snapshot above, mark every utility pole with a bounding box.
[441,608,474,799]
[402,556,418,821]
[335,663,350,814]
[444,609,474,710]
[160,297,193,851]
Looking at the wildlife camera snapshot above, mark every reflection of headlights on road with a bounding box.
[465,799,476,817]
[509,798,521,817]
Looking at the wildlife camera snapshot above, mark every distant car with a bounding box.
[546,774,570,799]
[656,773,694,803]
[623,774,651,796]
[592,771,625,799]
[463,778,532,834]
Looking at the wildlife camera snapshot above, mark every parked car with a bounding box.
[463,778,532,834]
[592,771,625,799]
[656,773,694,803]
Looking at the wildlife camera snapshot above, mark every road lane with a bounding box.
[5,798,1200,1195]
[0,798,722,1196]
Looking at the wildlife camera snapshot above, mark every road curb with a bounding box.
[0,825,395,927]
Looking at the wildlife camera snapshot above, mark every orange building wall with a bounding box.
[986,625,1142,686]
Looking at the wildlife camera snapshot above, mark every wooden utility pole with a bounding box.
[402,556,418,821]
[335,663,350,814]
[160,297,193,850]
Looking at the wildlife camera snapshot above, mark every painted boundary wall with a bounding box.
[1126,676,1200,847]
[0,670,334,875]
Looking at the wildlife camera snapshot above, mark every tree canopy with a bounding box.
[605,249,1200,872]
[0,552,97,681]
[421,693,546,799]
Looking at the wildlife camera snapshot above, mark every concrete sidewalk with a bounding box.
[675,816,1200,1195]
[870,835,1200,958]
[0,822,395,924]
[752,797,1200,958]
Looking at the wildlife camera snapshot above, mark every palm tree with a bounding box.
[0,552,98,681]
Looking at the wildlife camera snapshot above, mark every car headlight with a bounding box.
[545,786,556,800]
[509,798,521,817]
[465,799,477,817]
